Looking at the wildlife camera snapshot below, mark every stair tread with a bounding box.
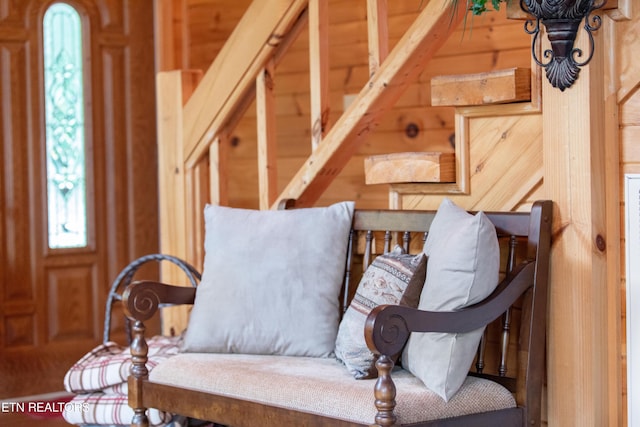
[364,152,455,185]
[431,67,531,107]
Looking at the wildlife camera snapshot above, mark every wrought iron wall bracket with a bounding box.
[521,0,606,91]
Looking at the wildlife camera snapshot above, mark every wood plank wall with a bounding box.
[618,5,640,426]
[160,1,639,425]
[184,0,531,209]
[621,87,639,427]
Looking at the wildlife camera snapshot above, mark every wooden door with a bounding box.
[0,0,158,398]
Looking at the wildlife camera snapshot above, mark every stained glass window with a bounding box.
[43,3,87,248]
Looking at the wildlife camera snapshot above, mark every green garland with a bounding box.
[447,0,507,15]
[468,0,506,15]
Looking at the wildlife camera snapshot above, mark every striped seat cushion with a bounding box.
[61,392,178,427]
[64,335,181,394]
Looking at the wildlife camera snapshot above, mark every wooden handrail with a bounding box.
[274,0,467,208]
[182,0,308,167]
[168,0,468,211]
[156,2,470,307]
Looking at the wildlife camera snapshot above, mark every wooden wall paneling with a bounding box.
[96,0,125,30]
[194,5,309,211]
[288,4,520,54]
[197,1,530,212]
[0,0,158,398]
[602,14,624,427]
[617,15,639,426]
[275,20,530,76]
[93,0,161,340]
[620,89,640,427]
[183,0,307,165]
[465,112,542,203]
[0,23,42,388]
[385,13,539,210]
[222,153,393,209]
[309,0,329,150]
[615,0,637,102]
[209,134,229,206]
[395,106,542,210]
[0,41,33,305]
[155,0,187,71]
[157,70,201,336]
[256,60,278,209]
[366,0,388,76]
[45,265,97,342]
[0,0,27,23]
[186,155,209,273]
[621,88,640,125]
[276,0,468,208]
[185,0,252,70]
[127,0,162,260]
[543,17,612,426]
[621,129,640,165]
[184,0,531,212]
[258,49,531,110]
[101,45,131,282]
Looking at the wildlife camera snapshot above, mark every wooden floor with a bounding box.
[0,412,73,426]
[0,392,75,427]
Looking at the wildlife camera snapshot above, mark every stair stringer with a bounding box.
[390,102,543,213]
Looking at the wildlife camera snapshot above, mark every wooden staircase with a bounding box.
[365,65,544,211]
[156,0,469,328]
[154,0,551,277]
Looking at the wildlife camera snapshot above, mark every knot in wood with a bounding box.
[404,123,419,139]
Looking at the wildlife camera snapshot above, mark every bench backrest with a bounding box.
[342,201,552,424]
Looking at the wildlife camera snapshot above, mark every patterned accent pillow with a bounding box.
[335,246,427,379]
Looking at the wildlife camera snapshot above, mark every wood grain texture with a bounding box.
[275,0,468,208]
[615,0,639,102]
[542,20,611,427]
[309,0,330,150]
[183,0,307,164]
[366,0,388,77]
[431,67,531,106]
[394,102,542,210]
[256,61,278,209]
[1,0,158,398]
[156,70,201,336]
[364,152,455,184]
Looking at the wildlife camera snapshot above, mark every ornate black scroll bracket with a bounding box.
[521,0,606,91]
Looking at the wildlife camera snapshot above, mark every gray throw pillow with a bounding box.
[181,201,355,357]
[335,246,427,379]
[402,198,500,401]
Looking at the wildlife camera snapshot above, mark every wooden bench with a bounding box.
[123,200,552,427]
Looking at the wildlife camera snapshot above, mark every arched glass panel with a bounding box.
[43,3,87,248]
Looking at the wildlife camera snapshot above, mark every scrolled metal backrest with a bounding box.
[103,254,201,344]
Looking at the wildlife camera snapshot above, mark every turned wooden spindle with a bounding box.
[130,320,149,427]
[373,355,398,427]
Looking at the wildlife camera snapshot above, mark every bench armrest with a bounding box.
[123,280,197,322]
[364,260,535,357]
[124,280,197,400]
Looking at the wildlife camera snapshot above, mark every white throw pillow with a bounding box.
[402,198,500,401]
[182,201,355,357]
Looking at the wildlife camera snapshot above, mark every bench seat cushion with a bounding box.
[149,353,516,424]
